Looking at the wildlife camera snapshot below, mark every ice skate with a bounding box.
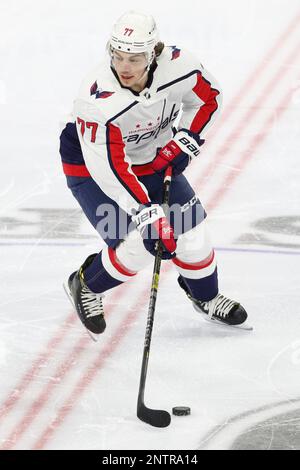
[178,276,253,331]
[64,254,106,340]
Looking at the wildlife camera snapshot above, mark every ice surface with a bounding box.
[0,0,300,450]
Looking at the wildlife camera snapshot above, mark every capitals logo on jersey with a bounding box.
[90,81,115,99]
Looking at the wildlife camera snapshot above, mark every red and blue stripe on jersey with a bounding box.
[60,122,92,177]
[157,69,220,135]
[106,123,150,205]
[191,71,220,134]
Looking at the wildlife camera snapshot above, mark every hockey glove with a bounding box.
[133,204,177,259]
[151,129,205,176]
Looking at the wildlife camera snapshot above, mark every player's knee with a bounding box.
[175,220,214,263]
[116,231,153,271]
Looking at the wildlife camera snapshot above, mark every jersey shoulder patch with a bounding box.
[170,45,181,60]
[90,81,115,99]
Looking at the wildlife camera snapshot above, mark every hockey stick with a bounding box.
[137,166,173,428]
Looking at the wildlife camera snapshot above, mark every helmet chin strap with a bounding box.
[137,68,149,85]
[132,49,155,87]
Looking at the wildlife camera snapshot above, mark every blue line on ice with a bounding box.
[0,241,300,256]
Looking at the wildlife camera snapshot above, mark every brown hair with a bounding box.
[154,42,165,58]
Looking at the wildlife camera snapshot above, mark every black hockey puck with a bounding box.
[172,406,191,416]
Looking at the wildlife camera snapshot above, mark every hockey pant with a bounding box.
[66,174,218,302]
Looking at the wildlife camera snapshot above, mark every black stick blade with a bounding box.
[137,404,171,428]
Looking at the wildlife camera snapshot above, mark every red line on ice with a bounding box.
[206,85,298,213]
[32,294,147,450]
[204,38,300,212]
[0,336,90,450]
[0,286,126,450]
[0,314,76,422]
[200,10,300,183]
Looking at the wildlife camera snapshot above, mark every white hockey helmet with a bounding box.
[109,11,158,66]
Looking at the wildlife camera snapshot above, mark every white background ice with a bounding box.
[0,0,300,450]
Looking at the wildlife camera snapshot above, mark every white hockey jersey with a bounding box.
[68,46,222,214]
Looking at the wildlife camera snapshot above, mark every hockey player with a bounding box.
[60,11,248,335]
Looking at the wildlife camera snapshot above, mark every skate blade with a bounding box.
[193,305,253,331]
[203,316,253,331]
[63,282,99,342]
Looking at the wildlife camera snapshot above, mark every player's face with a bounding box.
[112,50,148,91]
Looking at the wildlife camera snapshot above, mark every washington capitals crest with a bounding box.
[90,81,115,99]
